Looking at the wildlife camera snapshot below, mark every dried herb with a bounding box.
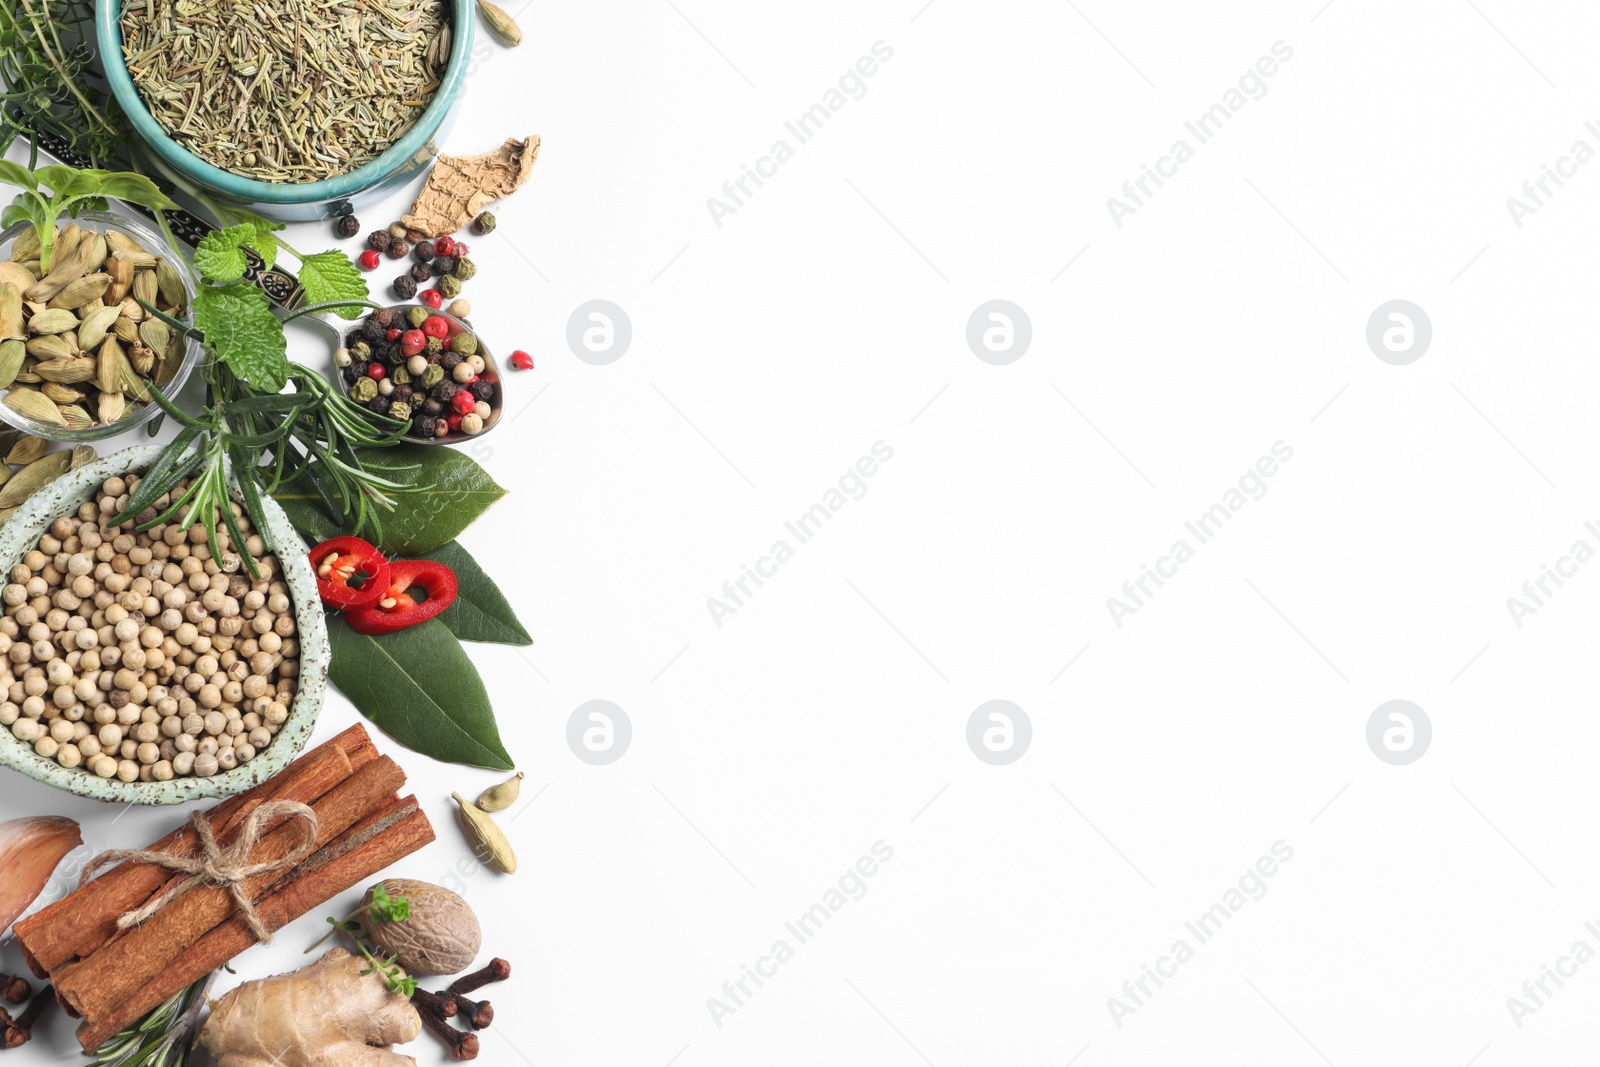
[120,0,452,183]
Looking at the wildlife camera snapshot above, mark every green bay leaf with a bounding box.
[273,444,507,555]
[328,616,514,770]
[422,540,531,645]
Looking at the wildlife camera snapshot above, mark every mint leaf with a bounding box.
[0,162,37,194]
[193,223,257,282]
[298,250,370,320]
[193,282,289,392]
[246,221,278,270]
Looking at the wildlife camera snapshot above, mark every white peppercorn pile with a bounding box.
[0,473,300,784]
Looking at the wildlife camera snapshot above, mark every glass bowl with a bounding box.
[0,210,204,443]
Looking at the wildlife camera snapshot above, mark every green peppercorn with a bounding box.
[423,336,443,358]
[419,365,445,389]
[472,211,496,235]
[450,332,479,356]
[407,306,429,328]
[388,401,413,421]
[436,275,462,299]
[453,257,477,282]
[392,365,412,386]
[350,341,372,361]
[350,377,379,402]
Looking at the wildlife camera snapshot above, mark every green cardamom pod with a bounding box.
[477,0,523,46]
[475,771,524,813]
[10,225,44,263]
[47,273,110,311]
[131,269,157,310]
[69,444,97,469]
[3,388,66,428]
[77,305,122,352]
[138,318,169,357]
[25,335,73,361]
[58,404,92,431]
[0,340,24,390]
[155,258,185,309]
[452,793,517,874]
[0,449,71,508]
[26,309,80,336]
[5,434,48,466]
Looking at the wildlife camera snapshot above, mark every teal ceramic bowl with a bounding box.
[95,0,473,222]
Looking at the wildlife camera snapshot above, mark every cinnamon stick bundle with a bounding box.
[74,797,434,1051]
[13,723,433,1049]
[14,725,374,978]
[56,756,406,1021]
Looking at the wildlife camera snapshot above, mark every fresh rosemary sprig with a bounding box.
[92,971,214,1067]
[0,0,124,169]
[113,359,417,572]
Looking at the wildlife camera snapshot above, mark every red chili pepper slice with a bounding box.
[310,537,389,610]
[345,560,458,635]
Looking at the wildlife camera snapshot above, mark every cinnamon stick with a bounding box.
[16,725,375,978]
[74,798,434,1052]
[57,756,405,1023]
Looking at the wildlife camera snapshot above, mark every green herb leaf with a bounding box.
[328,616,514,770]
[0,162,37,193]
[92,173,177,211]
[192,282,289,392]
[193,223,257,282]
[297,250,370,321]
[274,445,507,555]
[422,540,532,645]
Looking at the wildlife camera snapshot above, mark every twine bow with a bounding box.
[79,800,320,944]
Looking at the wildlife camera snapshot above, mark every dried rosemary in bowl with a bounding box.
[119,0,452,184]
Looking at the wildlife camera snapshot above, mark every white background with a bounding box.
[9,0,1600,1063]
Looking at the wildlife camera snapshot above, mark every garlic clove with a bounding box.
[0,816,82,934]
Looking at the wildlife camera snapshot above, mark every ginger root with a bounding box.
[199,948,422,1067]
[400,136,540,238]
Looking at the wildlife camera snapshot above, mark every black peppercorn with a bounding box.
[345,327,364,347]
[362,317,385,342]
[414,242,435,263]
[471,380,494,401]
[393,384,414,403]
[392,275,417,299]
[432,255,456,276]
[371,308,393,329]
[368,394,392,415]
[366,230,390,252]
[440,351,462,371]
[343,363,364,383]
[335,215,361,239]
[410,262,432,283]
[415,415,436,437]
[433,381,458,402]
[422,397,444,416]
[387,236,410,259]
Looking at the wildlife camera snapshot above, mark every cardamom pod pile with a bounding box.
[0,221,186,431]
[0,433,97,526]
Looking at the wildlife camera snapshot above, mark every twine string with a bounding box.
[78,800,320,944]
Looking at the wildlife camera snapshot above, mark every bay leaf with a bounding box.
[420,540,532,645]
[272,444,508,556]
[327,616,514,770]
